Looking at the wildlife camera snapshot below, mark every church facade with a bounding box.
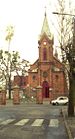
[28,13,68,101]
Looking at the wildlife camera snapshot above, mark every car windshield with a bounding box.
[58,97,67,100]
[59,98,63,100]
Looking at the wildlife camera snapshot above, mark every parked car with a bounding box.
[51,96,68,105]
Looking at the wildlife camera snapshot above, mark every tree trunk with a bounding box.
[68,73,75,117]
[8,76,11,99]
[9,88,11,99]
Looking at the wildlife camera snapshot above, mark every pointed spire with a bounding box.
[40,12,52,39]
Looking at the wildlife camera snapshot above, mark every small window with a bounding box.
[32,75,36,80]
[56,75,59,80]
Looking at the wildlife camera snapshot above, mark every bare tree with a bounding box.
[52,0,75,116]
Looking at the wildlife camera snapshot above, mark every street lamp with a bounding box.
[52,11,75,52]
[52,12,75,17]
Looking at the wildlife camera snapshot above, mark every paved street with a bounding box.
[0,102,68,139]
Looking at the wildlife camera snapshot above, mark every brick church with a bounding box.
[28,12,68,101]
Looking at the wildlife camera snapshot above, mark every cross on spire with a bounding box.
[44,6,47,17]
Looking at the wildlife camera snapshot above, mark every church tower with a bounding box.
[38,12,54,98]
[38,12,53,63]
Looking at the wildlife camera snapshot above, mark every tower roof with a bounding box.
[40,12,52,40]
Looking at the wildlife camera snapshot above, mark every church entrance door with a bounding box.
[42,81,49,98]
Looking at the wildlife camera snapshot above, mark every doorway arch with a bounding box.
[42,81,49,98]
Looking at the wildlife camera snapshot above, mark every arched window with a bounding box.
[43,48,47,61]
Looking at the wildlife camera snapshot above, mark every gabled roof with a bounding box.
[29,56,64,73]
[53,56,64,69]
[39,12,53,40]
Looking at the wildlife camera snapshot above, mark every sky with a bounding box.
[0,0,75,64]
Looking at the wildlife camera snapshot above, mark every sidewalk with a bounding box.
[62,108,75,139]
[4,99,36,106]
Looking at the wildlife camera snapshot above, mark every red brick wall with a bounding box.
[52,71,67,99]
[28,72,38,87]
[14,76,28,88]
